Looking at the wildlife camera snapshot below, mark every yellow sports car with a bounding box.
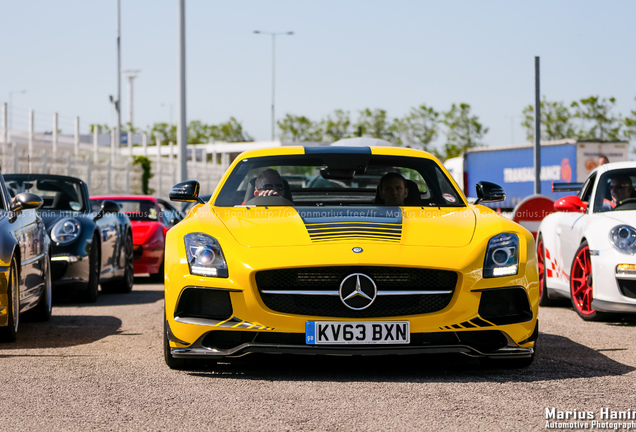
[165,143,539,369]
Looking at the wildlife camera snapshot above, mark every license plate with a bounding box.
[306,321,410,345]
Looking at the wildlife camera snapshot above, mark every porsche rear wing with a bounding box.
[552,182,583,193]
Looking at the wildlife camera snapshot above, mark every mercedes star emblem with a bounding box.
[339,273,377,310]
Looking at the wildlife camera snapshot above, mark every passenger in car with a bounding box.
[378,172,409,206]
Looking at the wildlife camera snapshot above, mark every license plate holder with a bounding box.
[306,321,410,345]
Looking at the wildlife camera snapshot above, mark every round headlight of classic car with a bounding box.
[51,218,82,244]
[184,233,228,278]
[610,225,636,254]
[483,233,519,278]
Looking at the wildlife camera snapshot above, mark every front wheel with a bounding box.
[164,319,188,370]
[570,241,609,321]
[0,257,20,342]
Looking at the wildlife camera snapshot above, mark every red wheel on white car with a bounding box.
[570,241,608,321]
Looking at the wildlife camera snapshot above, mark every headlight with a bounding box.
[51,218,82,244]
[610,225,636,254]
[184,233,228,278]
[483,233,519,278]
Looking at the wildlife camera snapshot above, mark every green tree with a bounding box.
[522,98,575,141]
[442,103,488,159]
[122,122,141,134]
[353,108,394,141]
[277,114,323,142]
[321,109,352,142]
[148,122,177,145]
[392,104,440,151]
[187,120,211,144]
[570,96,623,141]
[132,155,154,194]
[211,117,253,142]
[624,98,636,141]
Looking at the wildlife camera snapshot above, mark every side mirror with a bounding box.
[101,200,121,214]
[554,195,587,213]
[11,192,43,212]
[170,180,204,203]
[474,181,506,204]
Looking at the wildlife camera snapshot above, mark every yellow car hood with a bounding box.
[213,206,476,248]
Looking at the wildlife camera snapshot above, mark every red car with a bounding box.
[90,196,183,281]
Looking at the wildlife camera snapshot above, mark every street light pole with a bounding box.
[8,89,26,131]
[116,0,122,149]
[177,0,187,182]
[253,30,294,141]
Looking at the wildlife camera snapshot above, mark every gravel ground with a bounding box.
[1,280,635,431]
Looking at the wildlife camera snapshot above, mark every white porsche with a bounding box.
[537,161,636,321]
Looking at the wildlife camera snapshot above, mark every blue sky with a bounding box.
[2,0,636,151]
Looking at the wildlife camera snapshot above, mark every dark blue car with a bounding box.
[5,174,134,302]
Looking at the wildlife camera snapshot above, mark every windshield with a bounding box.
[5,175,86,212]
[214,153,464,208]
[91,198,159,221]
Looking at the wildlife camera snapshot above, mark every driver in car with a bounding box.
[254,169,286,197]
[605,174,636,210]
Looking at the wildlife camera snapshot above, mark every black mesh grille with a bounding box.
[256,267,457,318]
[175,288,233,320]
[618,279,636,299]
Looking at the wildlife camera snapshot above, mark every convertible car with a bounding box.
[90,196,183,281]
[164,144,539,369]
[0,174,52,342]
[537,161,636,321]
[5,174,134,302]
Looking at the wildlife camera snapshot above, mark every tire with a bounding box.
[102,231,134,294]
[163,317,213,370]
[570,240,610,321]
[537,235,555,306]
[164,319,188,370]
[0,257,20,342]
[27,254,52,321]
[82,234,100,303]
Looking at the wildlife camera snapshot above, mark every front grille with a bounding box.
[256,267,457,318]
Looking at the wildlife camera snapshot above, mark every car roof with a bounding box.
[231,145,438,161]
[594,161,636,175]
[4,173,86,184]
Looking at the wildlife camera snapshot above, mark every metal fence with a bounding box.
[1,141,144,195]
[1,140,228,200]
[1,106,228,199]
